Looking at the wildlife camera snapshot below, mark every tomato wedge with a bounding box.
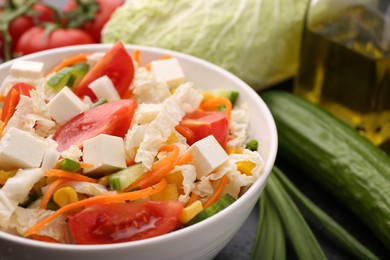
[72,41,134,100]
[176,110,229,148]
[1,82,34,124]
[68,201,183,244]
[53,99,137,152]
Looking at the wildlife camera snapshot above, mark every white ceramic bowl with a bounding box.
[0,44,277,260]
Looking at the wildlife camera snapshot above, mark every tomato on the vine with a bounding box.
[68,201,183,244]
[15,26,94,56]
[63,0,123,42]
[0,2,55,59]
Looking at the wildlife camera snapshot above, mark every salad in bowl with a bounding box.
[0,42,277,259]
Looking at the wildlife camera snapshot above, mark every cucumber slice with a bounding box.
[47,63,89,91]
[212,89,239,106]
[108,163,145,191]
[185,193,236,226]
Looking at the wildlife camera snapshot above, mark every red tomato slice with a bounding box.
[1,82,34,123]
[176,110,229,148]
[72,41,134,101]
[53,99,137,152]
[68,201,183,244]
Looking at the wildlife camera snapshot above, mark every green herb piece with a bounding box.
[59,158,80,172]
[91,98,108,108]
[245,139,258,151]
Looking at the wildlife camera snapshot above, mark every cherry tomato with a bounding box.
[53,99,137,152]
[1,82,34,123]
[15,26,95,56]
[64,0,123,42]
[73,41,134,100]
[68,201,183,244]
[0,3,55,59]
[176,110,229,147]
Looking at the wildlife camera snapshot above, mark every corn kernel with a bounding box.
[236,160,256,176]
[179,200,204,224]
[0,169,17,184]
[150,183,179,201]
[226,146,243,155]
[165,171,183,187]
[167,132,178,143]
[53,187,78,208]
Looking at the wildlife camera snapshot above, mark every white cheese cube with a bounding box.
[0,127,47,171]
[151,58,185,89]
[82,134,126,175]
[88,75,120,101]
[47,87,87,125]
[10,60,44,79]
[188,135,229,179]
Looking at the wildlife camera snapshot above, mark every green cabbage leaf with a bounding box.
[102,0,309,90]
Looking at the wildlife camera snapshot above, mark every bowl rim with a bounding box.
[0,43,278,250]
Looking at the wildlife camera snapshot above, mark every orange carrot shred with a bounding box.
[186,192,200,207]
[0,95,5,102]
[31,234,59,243]
[24,178,168,237]
[45,169,98,183]
[2,88,19,126]
[79,162,94,169]
[39,178,69,210]
[133,49,141,65]
[200,96,232,122]
[135,145,180,189]
[49,53,90,74]
[202,175,228,209]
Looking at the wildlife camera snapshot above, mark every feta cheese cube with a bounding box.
[10,60,44,79]
[82,134,126,175]
[151,58,185,89]
[47,87,87,125]
[88,75,120,101]
[188,135,229,179]
[0,127,47,171]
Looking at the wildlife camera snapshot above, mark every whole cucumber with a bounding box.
[261,90,390,249]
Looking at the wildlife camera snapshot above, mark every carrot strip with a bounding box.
[136,145,180,189]
[200,96,232,122]
[175,151,192,165]
[203,175,228,209]
[45,169,98,183]
[79,162,94,169]
[39,178,69,210]
[24,179,167,237]
[0,95,5,102]
[133,49,140,65]
[31,234,59,243]
[49,53,89,74]
[1,88,18,125]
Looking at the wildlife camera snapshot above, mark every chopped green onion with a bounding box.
[59,158,80,172]
[273,167,379,260]
[245,139,258,151]
[91,98,108,108]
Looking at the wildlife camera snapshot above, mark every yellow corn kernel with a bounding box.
[165,171,183,187]
[226,146,243,155]
[98,175,109,186]
[179,200,204,224]
[53,187,79,208]
[167,132,178,143]
[202,91,215,101]
[0,169,17,185]
[150,183,179,201]
[236,160,256,176]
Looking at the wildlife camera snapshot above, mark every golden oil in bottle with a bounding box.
[294,5,390,151]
